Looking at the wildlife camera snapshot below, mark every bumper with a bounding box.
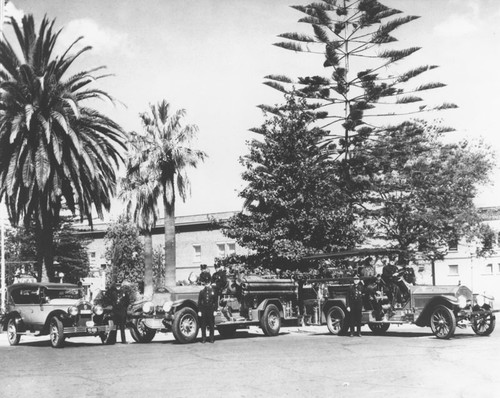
[63,323,115,335]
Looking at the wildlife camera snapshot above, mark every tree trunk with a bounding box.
[143,230,154,299]
[35,221,54,283]
[164,188,176,286]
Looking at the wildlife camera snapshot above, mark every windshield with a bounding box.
[46,288,82,300]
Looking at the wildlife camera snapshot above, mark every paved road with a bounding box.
[0,324,498,398]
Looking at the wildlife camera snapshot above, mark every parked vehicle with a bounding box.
[1,282,116,348]
[129,276,298,344]
[127,285,203,343]
[300,250,498,339]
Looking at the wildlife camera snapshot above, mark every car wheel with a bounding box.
[326,306,345,335]
[172,307,199,344]
[472,310,496,336]
[130,318,156,343]
[217,325,237,338]
[49,317,66,348]
[368,323,390,335]
[7,318,21,346]
[430,305,456,339]
[99,319,117,345]
[260,304,281,336]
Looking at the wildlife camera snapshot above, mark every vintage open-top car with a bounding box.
[1,282,116,348]
[300,250,497,339]
[128,276,298,344]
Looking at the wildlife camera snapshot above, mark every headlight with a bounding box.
[142,302,154,314]
[93,305,104,316]
[68,306,79,316]
[162,301,173,313]
[457,295,467,309]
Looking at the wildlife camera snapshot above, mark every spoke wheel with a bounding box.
[260,304,281,336]
[326,306,345,335]
[7,319,21,346]
[130,318,157,343]
[430,305,456,339]
[368,323,390,335]
[172,307,198,344]
[49,317,66,348]
[472,310,496,336]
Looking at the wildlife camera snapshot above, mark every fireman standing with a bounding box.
[347,274,364,337]
[198,280,217,343]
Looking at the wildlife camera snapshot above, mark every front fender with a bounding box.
[2,312,25,332]
[415,295,458,327]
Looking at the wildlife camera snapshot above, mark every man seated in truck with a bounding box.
[212,263,234,321]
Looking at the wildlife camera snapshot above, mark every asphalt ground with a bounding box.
[0,323,499,398]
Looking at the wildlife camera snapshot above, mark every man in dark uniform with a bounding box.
[198,264,211,285]
[347,274,364,337]
[198,280,217,343]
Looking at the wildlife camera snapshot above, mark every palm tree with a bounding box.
[0,15,126,281]
[137,100,206,286]
[120,134,162,298]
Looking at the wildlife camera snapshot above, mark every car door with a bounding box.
[11,287,42,330]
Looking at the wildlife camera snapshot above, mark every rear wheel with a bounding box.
[172,307,199,344]
[368,323,390,335]
[472,310,496,336]
[130,318,157,343]
[430,305,456,339]
[260,304,281,336]
[326,306,345,335]
[49,317,65,348]
[7,318,21,346]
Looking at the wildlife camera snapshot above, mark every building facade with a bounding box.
[78,211,248,284]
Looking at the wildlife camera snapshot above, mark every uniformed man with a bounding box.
[197,280,217,343]
[198,263,211,285]
[347,274,364,337]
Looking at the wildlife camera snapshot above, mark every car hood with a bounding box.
[47,298,83,306]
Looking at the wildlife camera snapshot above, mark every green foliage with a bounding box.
[131,100,207,286]
[266,0,455,157]
[104,216,145,286]
[0,14,125,280]
[152,245,166,288]
[352,120,495,263]
[4,216,90,283]
[54,219,91,284]
[222,95,361,271]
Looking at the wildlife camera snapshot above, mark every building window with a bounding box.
[217,243,226,257]
[448,240,458,252]
[497,264,500,274]
[448,264,459,275]
[485,263,493,274]
[228,243,236,255]
[193,245,201,262]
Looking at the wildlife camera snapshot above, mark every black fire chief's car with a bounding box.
[1,282,116,348]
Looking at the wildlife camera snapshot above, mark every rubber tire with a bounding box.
[472,310,496,336]
[217,325,237,338]
[7,318,21,346]
[326,306,345,335]
[368,323,390,335]
[172,307,199,344]
[260,304,281,336]
[130,318,157,343]
[430,305,456,339]
[100,319,117,345]
[49,317,66,348]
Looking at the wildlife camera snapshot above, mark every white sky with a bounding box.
[3,0,500,220]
